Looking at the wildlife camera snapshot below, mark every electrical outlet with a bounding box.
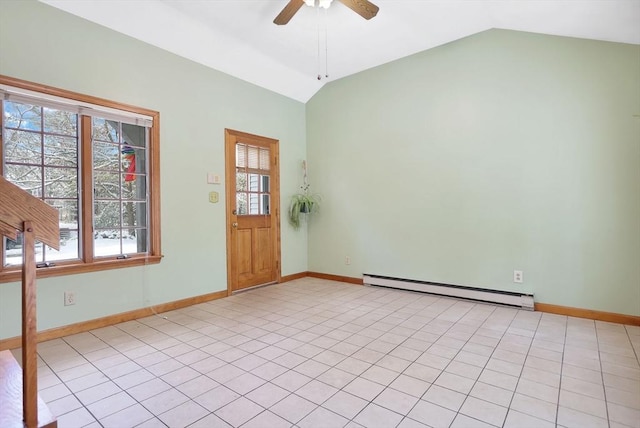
[345,256,351,265]
[64,291,76,306]
[513,270,523,284]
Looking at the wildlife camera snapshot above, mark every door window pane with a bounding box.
[237,193,247,215]
[249,193,259,214]
[249,174,259,192]
[259,149,270,170]
[236,172,247,192]
[235,142,271,216]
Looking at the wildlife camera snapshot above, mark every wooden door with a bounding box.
[225,129,280,292]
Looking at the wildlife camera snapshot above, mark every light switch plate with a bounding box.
[209,191,219,203]
[207,173,221,184]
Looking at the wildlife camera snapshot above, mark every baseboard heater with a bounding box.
[363,274,534,310]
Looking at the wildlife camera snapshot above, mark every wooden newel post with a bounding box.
[22,221,38,428]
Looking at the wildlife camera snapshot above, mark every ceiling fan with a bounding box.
[274,0,379,25]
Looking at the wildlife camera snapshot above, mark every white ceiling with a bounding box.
[41,0,640,103]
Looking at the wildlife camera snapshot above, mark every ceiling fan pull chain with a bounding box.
[324,7,329,78]
[317,6,322,80]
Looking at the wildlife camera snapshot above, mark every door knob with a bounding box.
[232,222,238,228]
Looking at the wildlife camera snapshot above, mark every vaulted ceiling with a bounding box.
[42,0,640,102]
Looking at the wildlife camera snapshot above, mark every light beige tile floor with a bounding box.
[13,278,640,428]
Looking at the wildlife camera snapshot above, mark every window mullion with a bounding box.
[80,115,93,262]
[118,122,124,256]
[40,106,46,261]
[149,120,160,256]
[0,100,4,271]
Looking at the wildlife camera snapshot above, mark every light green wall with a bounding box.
[307,30,640,315]
[0,0,308,339]
[1,3,638,341]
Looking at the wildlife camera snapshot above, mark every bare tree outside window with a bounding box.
[3,101,79,265]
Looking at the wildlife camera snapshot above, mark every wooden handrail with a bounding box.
[0,177,59,428]
[0,177,60,249]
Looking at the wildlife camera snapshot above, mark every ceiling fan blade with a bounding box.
[338,0,379,20]
[274,0,305,25]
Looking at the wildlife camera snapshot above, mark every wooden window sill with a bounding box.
[0,255,163,284]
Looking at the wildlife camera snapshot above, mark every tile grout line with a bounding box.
[623,324,640,367]
[552,314,569,428]
[594,322,612,428]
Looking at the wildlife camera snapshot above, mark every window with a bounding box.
[3,101,79,265]
[236,143,271,215]
[0,75,161,282]
[91,118,148,257]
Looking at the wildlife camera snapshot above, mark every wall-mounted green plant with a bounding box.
[288,160,320,230]
[289,192,320,230]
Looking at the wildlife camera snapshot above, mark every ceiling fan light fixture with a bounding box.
[303,0,333,8]
[274,0,378,26]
